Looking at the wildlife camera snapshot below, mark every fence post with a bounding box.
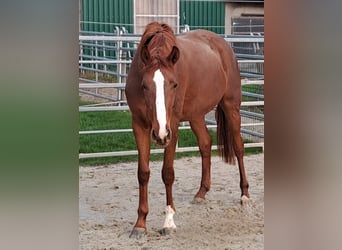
[117,28,127,105]
[119,49,127,106]
[95,40,99,94]
[79,40,84,74]
[103,38,107,73]
[115,26,121,84]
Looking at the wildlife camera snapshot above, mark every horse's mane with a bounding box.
[140,22,176,71]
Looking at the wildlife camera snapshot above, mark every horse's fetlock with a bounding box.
[240,181,249,190]
[138,207,149,217]
[203,183,210,192]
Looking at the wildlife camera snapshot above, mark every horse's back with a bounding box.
[174,30,241,118]
[177,29,237,69]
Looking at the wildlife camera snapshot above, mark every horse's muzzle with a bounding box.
[151,128,172,147]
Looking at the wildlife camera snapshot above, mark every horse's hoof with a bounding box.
[129,227,146,239]
[240,195,250,206]
[192,197,208,204]
[159,227,176,236]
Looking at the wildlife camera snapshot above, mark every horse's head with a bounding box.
[140,45,180,147]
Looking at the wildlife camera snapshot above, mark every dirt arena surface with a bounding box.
[79,153,264,250]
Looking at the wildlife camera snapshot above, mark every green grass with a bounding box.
[79,110,135,165]
[242,84,263,94]
[80,71,117,83]
[242,85,264,102]
[79,109,262,166]
[241,85,264,114]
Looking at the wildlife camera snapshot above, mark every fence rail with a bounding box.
[79,34,264,159]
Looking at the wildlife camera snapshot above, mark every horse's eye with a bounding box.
[142,84,148,90]
[173,83,178,88]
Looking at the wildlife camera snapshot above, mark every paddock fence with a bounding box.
[79,31,264,159]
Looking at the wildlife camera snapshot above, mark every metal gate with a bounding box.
[79,34,264,159]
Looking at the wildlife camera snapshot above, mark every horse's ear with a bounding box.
[168,46,180,65]
[140,46,150,65]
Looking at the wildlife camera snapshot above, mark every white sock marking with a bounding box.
[163,205,176,229]
[153,69,168,139]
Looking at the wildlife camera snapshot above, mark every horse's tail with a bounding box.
[216,104,236,165]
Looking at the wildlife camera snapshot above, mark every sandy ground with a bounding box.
[79,153,264,250]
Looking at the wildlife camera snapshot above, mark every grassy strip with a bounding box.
[80,71,117,83]
[79,110,262,166]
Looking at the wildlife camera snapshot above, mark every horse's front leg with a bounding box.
[160,125,179,235]
[129,120,151,239]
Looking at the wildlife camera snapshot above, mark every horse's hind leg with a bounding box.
[221,101,250,202]
[190,118,212,201]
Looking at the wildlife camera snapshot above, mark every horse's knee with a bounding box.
[138,168,150,185]
[162,167,174,185]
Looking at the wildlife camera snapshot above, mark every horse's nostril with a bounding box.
[152,130,158,139]
[151,127,171,146]
[166,128,171,139]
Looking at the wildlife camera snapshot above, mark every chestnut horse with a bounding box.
[125,22,249,238]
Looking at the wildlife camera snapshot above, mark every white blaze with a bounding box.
[153,69,168,139]
[163,205,177,229]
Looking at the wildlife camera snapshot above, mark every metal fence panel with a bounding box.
[79,35,264,159]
